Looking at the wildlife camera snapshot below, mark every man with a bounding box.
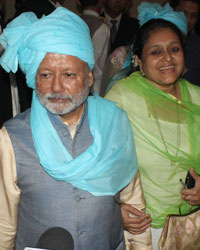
[103,0,139,52]
[78,0,110,93]
[172,0,200,86]
[0,7,151,250]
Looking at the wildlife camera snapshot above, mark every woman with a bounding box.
[106,2,200,249]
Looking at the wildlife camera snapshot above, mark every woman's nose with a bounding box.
[163,50,172,61]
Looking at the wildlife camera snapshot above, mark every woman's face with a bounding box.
[139,28,184,87]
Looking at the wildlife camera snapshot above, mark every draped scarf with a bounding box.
[31,92,137,195]
[106,71,200,226]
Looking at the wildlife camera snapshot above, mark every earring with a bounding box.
[131,54,139,68]
[140,69,145,77]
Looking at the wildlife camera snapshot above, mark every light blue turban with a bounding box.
[138,2,188,35]
[0,7,95,89]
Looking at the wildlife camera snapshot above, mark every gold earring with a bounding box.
[140,69,145,77]
[131,54,139,68]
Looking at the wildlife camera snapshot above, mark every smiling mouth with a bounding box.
[159,66,175,72]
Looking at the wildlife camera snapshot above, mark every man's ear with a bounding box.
[88,70,94,87]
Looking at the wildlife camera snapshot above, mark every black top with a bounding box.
[102,13,139,52]
[111,14,139,52]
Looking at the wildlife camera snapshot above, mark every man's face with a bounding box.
[104,0,127,18]
[36,53,93,116]
[176,0,199,33]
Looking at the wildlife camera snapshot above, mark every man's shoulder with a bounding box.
[5,109,31,132]
[81,14,106,34]
[82,13,104,25]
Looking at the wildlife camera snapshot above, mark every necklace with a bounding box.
[152,84,181,166]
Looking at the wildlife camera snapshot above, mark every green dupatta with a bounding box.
[106,71,200,227]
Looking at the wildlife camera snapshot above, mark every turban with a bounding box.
[0,7,95,89]
[138,2,188,35]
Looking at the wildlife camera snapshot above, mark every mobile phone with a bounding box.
[185,171,195,189]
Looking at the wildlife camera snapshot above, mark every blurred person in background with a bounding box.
[102,0,139,52]
[171,0,200,86]
[78,0,110,94]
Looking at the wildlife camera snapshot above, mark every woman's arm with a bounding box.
[181,168,200,205]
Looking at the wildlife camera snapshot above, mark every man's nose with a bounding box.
[51,75,64,93]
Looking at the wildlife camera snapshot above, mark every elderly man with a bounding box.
[0,7,151,250]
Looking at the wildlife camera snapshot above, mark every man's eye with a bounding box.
[40,73,50,78]
[65,72,75,77]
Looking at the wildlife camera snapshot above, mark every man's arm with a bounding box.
[0,126,20,250]
[120,172,152,250]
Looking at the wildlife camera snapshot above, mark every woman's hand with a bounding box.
[181,168,200,205]
[121,203,152,235]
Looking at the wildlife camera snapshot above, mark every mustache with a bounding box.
[43,93,73,101]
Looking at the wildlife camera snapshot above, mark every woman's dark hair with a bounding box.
[133,19,186,59]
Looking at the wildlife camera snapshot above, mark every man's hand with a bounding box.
[181,168,200,206]
[121,203,152,235]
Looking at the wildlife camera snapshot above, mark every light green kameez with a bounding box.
[106,71,200,228]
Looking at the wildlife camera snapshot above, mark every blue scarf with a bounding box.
[31,92,137,195]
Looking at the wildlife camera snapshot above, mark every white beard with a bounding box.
[36,84,90,115]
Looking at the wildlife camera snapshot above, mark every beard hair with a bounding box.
[36,84,90,116]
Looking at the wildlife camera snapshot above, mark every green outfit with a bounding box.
[106,71,200,228]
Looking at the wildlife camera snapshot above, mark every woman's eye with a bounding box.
[171,47,179,53]
[151,50,161,55]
